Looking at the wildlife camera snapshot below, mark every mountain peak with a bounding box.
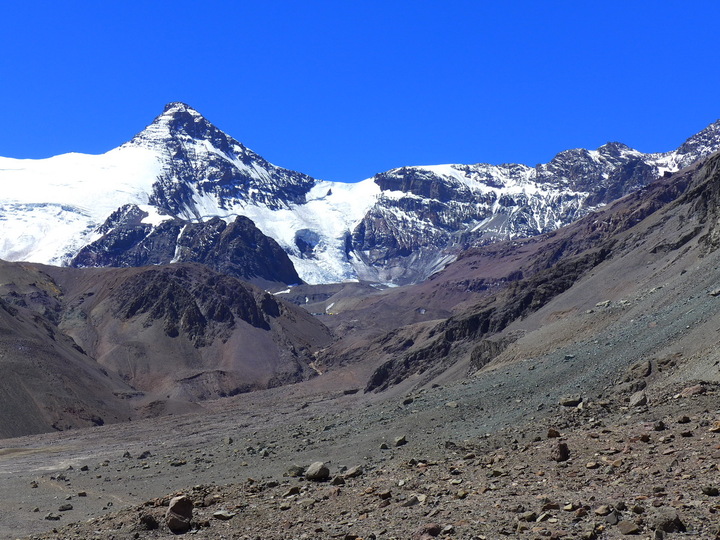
[155,102,210,130]
[162,101,196,114]
[127,102,227,151]
[158,102,207,124]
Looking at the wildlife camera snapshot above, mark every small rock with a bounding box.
[344,465,363,478]
[647,507,686,532]
[213,509,236,520]
[166,495,193,534]
[138,513,159,530]
[286,464,306,477]
[606,510,621,525]
[547,428,561,438]
[549,442,570,462]
[702,485,719,496]
[331,475,346,486]
[617,520,641,535]
[394,435,408,447]
[594,505,612,516]
[402,495,420,507]
[44,513,61,521]
[629,391,647,407]
[305,461,330,482]
[560,396,582,407]
[631,360,652,378]
[380,442,389,450]
[445,401,458,408]
[679,384,706,398]
[412,523,441,539]
[58,503,73,512]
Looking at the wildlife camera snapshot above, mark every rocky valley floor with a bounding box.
[2,352,720,540]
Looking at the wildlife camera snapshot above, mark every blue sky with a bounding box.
[2,1,719,182]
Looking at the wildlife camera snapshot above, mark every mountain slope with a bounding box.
[0,260,333,437]
[1,103,719,285]
[0,261,138,438]
[318,148,720,392]
[46,263,333,401]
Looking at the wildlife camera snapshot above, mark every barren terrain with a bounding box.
[3,322,720,539]
[4,133,720,540]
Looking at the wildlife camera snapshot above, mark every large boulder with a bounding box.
[166,495,193,533]
[305,461,330,481]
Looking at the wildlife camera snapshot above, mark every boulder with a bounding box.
[166,495,193,534]
[550,442,570,462]
[305,461,330,481]
[629,391,648,407]
[647,507,686,532]
[617,520,640,535]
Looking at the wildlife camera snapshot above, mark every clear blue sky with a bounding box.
[2,1,719,182]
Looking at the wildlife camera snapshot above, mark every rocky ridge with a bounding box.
[71,209,302,288]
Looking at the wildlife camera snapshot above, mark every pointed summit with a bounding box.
[157,102,208,131]
[128,102,228,150]
[162,101,197,114]
[120,102,318,218]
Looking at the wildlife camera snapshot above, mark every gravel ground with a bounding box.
[2,339,720,540]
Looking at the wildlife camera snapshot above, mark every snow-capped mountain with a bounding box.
[348,123,720,283]
[1,103,719,285]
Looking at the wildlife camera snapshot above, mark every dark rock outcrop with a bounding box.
[72,210,301,287]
